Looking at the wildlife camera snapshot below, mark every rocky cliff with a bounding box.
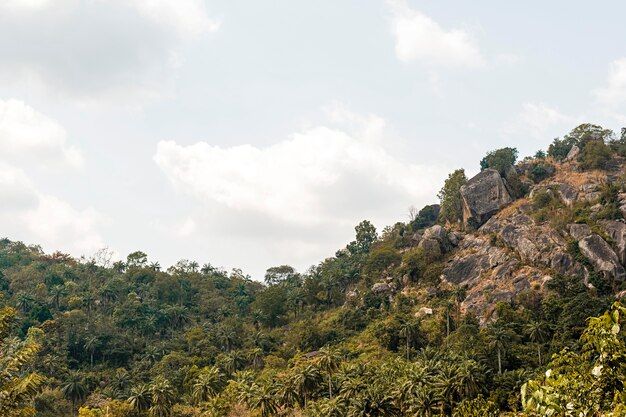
[412,158,626,320]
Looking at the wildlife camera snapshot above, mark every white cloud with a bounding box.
[22,194,104,255]
[128,0,221,37]
[0,99,105,257]
[387,0,484,68]
[594,58,626,107]
[0,0,220,106]
[154,105,446,227]
[0,98,83,168]
[178,216,197,237]
[509,102,576,140]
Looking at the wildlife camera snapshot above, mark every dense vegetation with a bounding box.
[3,123,626,416]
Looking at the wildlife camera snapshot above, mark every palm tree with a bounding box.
[291,364,322,407]
[317,345,342,399]
[82,294,96,316]
[223,350,247,375]
[48,284,67,310]
[398,317,420,361]
[486,322,516,374]
[192,366,222,403]
[128,384,151,412]
[455,358,487,398]
[347,385,400,417]
[110,368,131,399]
[218,326,237,352]
[84,336,98,368]
[148,377,175,417]
[61,371,87,413]
[248,382,278,417]
[0,307,44,417]
[436,364,459,415]
[525,320,550,365]
[15,293,34,313]
[250,347,264,370]
[143,345,161,364]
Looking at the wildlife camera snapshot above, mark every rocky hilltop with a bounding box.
[411,150,626,320]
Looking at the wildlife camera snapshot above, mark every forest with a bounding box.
[4,123,626,417]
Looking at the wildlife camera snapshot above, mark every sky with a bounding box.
[2,0,626,279]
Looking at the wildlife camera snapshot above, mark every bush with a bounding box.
[579,140,612,170]
[528,163,555,183]
[480,147,518,175]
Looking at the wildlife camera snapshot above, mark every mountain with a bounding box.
[3,123,626,416]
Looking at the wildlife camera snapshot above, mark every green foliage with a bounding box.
[453,395,499,417]
[548,124,614,162]
[437,169,468,224]
[522,302,626,416]
[410,204,440,231]
[580,139,613,170]
[363,247,401,280]
[0,307,44,417]
[480,147,518,175]
[528,163,555,183]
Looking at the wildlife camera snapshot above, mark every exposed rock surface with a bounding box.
[481,212,585,277]
[529,183,578,206]
[568,223,591,240]
[566,145,580,161]
[578,234,626,282]
[601,220,626,266]
[460,169,512,229]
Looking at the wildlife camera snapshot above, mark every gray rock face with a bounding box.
[601,220,626,266]
[566,145,580,161]
[555,183,579,206]
[530,183,578,206]
[418,238,442,259]
[568,223,591,240]
[460,169,512,229]
[422,225,453,252]
[372,282,391,294]
[481,212,586,278]
[579,234,626,282]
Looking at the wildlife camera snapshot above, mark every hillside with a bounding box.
[3,123,626,416]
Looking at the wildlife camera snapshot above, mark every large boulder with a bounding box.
[422,225,453,252]
[579,234,626,282]
[601,220,626,266]
[460,169,512,229]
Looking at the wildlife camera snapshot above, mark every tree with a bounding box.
[580,139,612,170]
[398,317,420,360]
[486,323,516,374]
[480,147,518,175]
[522,302,626,415]
[348,220,378,254]
[317,345,342,399]
[192,366,222,403]
[61,371,87,412]
[248,382,278,417]
[148,377,175,417]
[525,320,550,365]
[437,169,468,224]
[128,384,151,413]
[0,307,44,417]
[410,204,440,230]
[84,336,98,368]
[264,265,298,286]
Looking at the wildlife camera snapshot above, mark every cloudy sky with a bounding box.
[2,0,626,278]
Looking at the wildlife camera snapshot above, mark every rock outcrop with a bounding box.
[480,212,585,278]
[601,220,626,266]
[460,169,512,229]
[578,234,626,282]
